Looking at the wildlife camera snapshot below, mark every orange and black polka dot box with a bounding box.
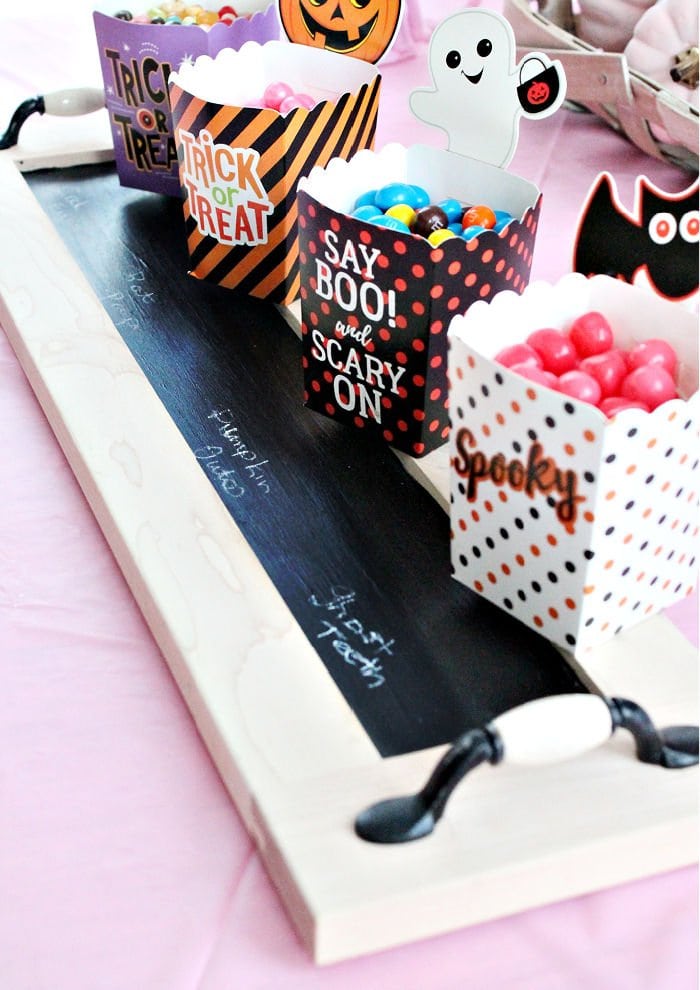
[448,273,699,657]
[297,143,541,458]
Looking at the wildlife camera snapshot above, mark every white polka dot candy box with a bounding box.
[448,272,699,658]
[296,142,541,457]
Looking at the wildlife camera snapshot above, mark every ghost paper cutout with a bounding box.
[410,9,566,168]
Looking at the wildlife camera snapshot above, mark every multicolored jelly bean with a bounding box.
[350,185,515,246]
[112,2,242,25]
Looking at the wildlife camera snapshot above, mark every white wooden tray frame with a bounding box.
[0,140,697,964]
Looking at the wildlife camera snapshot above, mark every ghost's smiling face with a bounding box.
[428,10,516,106]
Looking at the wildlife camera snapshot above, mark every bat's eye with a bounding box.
[679,210,700,244]
[648,212,677,245]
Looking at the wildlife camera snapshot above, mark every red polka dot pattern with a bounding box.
[298,189,541,458]
[448,337,699,657]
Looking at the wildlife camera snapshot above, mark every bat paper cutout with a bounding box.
[573,172,699,302]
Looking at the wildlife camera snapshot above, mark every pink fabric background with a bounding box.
[0,3,697,988]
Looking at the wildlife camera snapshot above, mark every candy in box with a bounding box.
[296,142,541,457]
[168,41,380,304]
[93,4,279,196]
[448,273,699,657]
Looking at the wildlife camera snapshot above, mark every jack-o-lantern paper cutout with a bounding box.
[278,0,403,64]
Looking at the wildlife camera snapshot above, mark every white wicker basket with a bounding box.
[504,0,699,171]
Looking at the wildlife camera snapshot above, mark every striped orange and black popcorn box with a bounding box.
[168,41,380,304]
[297,143,541,458]
[448,274,699,657]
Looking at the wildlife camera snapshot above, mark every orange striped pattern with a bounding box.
[170,77,380,304]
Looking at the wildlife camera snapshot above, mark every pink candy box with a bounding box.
[448,273,698,657]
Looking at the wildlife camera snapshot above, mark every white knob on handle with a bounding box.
[490,694,613,765]
[43,88,105,117]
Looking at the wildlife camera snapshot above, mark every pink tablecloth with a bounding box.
[1,5,697,989]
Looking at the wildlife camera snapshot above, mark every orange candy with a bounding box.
[461,204,497,230]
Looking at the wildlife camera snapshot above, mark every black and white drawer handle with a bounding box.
[355,694,699,844]
[0,88,105,150]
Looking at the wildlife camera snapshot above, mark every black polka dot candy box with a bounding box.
[93,4,280,197]
[296,142,541,457]
[448,272,699,658]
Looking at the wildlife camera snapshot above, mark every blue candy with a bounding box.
[373,182,430,211]
[408,184,431,209]
[353,204,383,221]
[354,189,378,208]
[438,198,464,224]
[493,215,514,233]
[371,215,411,234]
[448,222,463,236]
[373,183,416,210]
[461,225,485,241]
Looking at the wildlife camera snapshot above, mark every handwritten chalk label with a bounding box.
[178,129,273,246]
[309,585,394,689]
[101,268,158,333]
[197,410,271,498]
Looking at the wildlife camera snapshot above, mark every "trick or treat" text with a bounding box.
[104,49,177,173]
[178,129,273,245]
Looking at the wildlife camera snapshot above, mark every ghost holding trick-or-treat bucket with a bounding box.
[410,8,566,167]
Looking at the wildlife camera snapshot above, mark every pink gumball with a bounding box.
[294,92,317,110]
[263,81,294,110]
[579,349,627,398]
[627,338,678,377]
[526,328,579,376]
[494,343,543,369]
[510,363,558,388]
[620,365,678,410]
[279,95,305,113]
[599,396,650,417]
[568,311,613,358]
[556,370,602,406]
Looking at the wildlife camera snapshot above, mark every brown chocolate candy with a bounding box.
[412,205,449,238]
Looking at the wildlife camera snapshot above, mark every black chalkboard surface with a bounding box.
[27,163,586,757]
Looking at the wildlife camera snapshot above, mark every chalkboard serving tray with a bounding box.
[0,148,697,964]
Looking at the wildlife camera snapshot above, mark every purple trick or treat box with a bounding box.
[169,42,380,304]
[448,273,699,658]
[297,143,541,458]
[93,4,279,196]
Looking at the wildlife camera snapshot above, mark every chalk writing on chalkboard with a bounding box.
[309,586,394,689]
[102,290,141,333]
[195,409,272,499]
[208,409,271,494]
[194,445,246,498]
